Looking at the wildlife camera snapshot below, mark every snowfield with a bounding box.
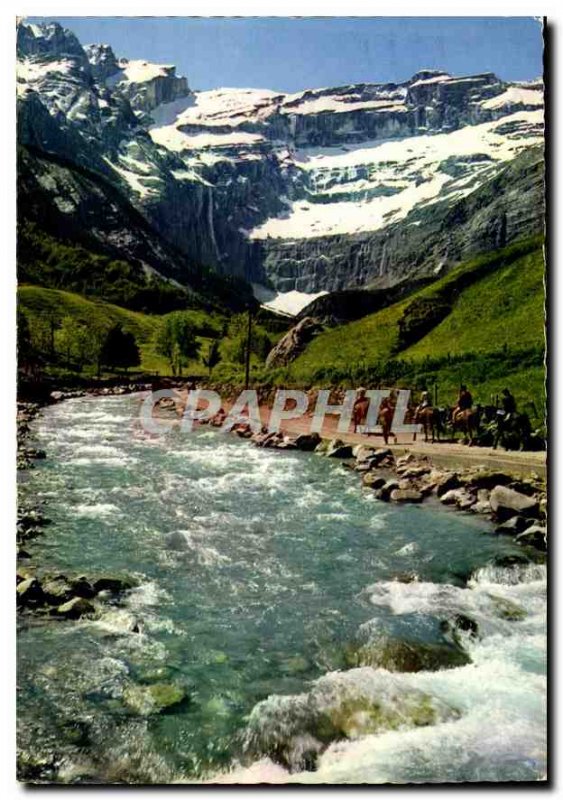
[248,110,544,240]
[252,283,328,316]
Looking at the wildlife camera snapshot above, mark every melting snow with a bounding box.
[481,86,544,110]
[252,283,327,316]
[249,110,544,240]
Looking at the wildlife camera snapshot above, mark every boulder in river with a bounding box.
[93,576,135,594]
[16,577,46,608]
[494,516,530,535]
[362,472,387,490]
[379,479,400,501]
[516,524,547,551]
[440,488,474,508]
[164,531,189,551]
[56,596,97,619]
[390,489,424,504]
[326,440,353,458]
[294,433,321,452]
[489,486,540,522]
[244,668,460,772]
[70,576,97,599]
[349,636,471,672]
[463,471,513,490]
[122,682,188,716]
[435,473,462,497]
[42,575,74,605]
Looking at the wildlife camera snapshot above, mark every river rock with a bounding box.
[516,524,547,551]
[16,577,46,608]
[494,516,530,535]
[395,454,415,469]
[294,433,321,451]
[164,531,189,551]
[435,473,462,497]
[489,486,540,522]
[440,614,479,645]
[463,471,513,490]
[42,575,74,605]
[353,444,376,460]
[390,489,424,504]
[379,479,400,501]
[70,576,97,599]
[487,594,527,621]
[399,465,431,479]
[351,637,470,672]
[56,596,96,619]
[362,473,387,490]
[440,488,471,507]
[93,576,135,594]
[326,440,353,458]
[122,682,187,716]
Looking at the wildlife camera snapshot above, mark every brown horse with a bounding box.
[451,407,481,445]
[415,406,442,443]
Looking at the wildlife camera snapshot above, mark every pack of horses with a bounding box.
[414,404,541,450]
[353,401,542,451]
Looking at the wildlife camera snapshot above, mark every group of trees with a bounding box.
[19,307,276,379]
[152,311,272,377]
[19,310,141,376]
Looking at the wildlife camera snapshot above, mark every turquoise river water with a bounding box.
[17,394,547,784]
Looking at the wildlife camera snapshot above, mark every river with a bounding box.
[17,393,547,784]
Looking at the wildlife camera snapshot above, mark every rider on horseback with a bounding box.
[415,390,431,418]
[501,387,516,415]
[452,385,473,421]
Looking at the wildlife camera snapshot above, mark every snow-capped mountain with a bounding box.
[17,20,544,314]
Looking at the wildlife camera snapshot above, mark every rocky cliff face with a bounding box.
[17,20,544,312]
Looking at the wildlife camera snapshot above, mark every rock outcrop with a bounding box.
[265,317,323,367]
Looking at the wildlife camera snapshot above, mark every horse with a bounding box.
[450,407,481,445]
[415,405,443,443]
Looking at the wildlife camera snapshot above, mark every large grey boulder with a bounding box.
[489,486,540,522]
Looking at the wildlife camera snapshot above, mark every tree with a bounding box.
[100,324,141,373]
[17,308,35,372]
[201,339,221,377]
[55,317,93,371]
[154,312,200,376]
[223,314,272,366]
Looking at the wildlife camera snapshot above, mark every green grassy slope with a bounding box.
[18,285,221,375]
[282,237,545,419]
[18,285,284,379]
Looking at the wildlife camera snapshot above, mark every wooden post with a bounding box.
[244,308,252,390]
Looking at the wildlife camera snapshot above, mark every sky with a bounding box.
[31,17,544,93]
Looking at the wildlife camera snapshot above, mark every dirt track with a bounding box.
[170,393,546,479]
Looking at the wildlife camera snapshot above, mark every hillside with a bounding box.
[281,237,545,420]
[18,285,284,379]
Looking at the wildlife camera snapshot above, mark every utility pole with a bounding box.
[244,307,252,389]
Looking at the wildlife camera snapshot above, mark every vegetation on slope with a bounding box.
[18,285,281,379]
[272,237,545,420]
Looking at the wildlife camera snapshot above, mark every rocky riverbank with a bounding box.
[212,422,548,556]
[17,383,157,613]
